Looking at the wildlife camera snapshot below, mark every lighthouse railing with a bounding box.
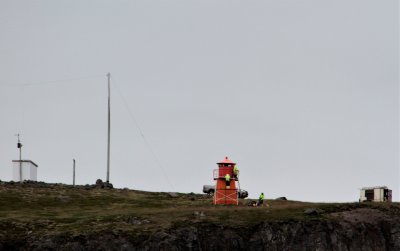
[213,169,219,179]
[213,169,238,180]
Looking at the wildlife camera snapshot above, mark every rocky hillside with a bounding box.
[0,181,399,251]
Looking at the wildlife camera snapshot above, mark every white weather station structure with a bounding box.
[12,134,38,182]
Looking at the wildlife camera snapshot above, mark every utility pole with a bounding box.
[73,159,76,186]
[106,72,111,183]
[16,134,22,183]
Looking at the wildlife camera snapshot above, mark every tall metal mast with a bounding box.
[106,73,111,183]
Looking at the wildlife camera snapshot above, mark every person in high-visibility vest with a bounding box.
[257,192,264,206]
[233,165,239,179]
[225,173,231,189]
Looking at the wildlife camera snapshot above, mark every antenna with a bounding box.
[15,134,22,183]
[106,73,111,183]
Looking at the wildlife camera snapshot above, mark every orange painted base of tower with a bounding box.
[214,188,238,205]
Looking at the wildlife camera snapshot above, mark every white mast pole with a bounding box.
[106,73,111,183]
[15,134,22,183]
[73,159,76,186]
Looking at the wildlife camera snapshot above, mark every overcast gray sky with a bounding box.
[0,0,398,202]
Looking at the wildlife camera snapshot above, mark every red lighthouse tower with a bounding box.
[213,156,239,205]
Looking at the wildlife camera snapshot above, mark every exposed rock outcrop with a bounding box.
[1,208,400,251]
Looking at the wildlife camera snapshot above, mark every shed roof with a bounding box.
[361,186,388,190]
[12,160,38,167]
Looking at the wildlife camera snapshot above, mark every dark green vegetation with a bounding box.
[1,181,400,250]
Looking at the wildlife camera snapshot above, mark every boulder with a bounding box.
[95,179,104,188]
[304,208,324,216]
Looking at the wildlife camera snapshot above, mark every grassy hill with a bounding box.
[1,181,400,250]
